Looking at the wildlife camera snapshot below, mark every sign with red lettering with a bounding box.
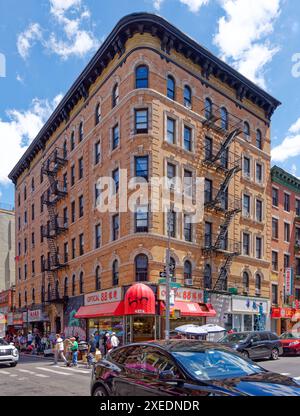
[158,286,204,303]
[84,287,122,306]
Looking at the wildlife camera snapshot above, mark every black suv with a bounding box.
[219,331,283,361]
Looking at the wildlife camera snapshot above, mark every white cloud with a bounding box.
[17,23,43,59]
[214,0,281,89]
[17,0,99,60]
[153,0,164,10]
[0,94,63,184]
[272,116,300,163]
[179,0,210,12]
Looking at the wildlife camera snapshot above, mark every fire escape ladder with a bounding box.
[210,128,241,163]
[214,211,234,250]
[214,255,234,291]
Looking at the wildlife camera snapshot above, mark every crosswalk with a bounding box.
[280,372,300,380]
[0,363,91,382]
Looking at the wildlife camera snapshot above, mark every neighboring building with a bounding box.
[8,13,280,340]
[270,166,300,334]
[0,288,15,337]
[0,206,15,291]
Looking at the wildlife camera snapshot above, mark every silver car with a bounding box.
[0,338,19,367]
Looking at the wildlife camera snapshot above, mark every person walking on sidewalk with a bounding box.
[70,337,79,367]
[54,334,67,365]
[110,332,120,351]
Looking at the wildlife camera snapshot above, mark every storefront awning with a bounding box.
[160,301,216,317]
[75,301,124,319]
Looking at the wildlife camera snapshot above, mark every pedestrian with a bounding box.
[102,333,110,355]
[35,333,41,353]
[27,331,33,347]
[54,333,67,365]
[70,337,79,367]
[63,337,73,366]
[110,332,120,350]
[87,334,97,368]
[74,332,80,343]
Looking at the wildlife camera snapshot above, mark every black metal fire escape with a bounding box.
[41,147,68,303]
[202,103,242,292]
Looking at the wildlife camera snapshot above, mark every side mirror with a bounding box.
[159,370,175,381]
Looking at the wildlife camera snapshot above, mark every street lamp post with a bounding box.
[165,211,171,340]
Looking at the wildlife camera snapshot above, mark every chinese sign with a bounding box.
[285,268,294,296]
[85,287,122,306]
[158,286,204,303]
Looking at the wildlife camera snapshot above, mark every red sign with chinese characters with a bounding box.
[158,286,204,303]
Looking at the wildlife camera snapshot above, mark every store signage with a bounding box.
[285,268,294,296]
[231,296,269,314]
[13,313,23,325]
[85,287,122,306]
[7,313,13,326]
[28,310,42,322]
[158,286,204,303]
[271,307,294,319]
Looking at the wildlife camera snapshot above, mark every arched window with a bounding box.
[41,286,45,303]
[244,121,250,140]
[47,283,51,301]
[169,257,176,276]
[256,129,262,150]
[24,290,27,305]
[24,185,27,201]
[95,266,101,290]
[72,274,76,296]
[79,272,84,294]
[167,75,175,100]
[64,277,68,296]
[184,260,192,281]
[95,103,101,125]
[55,280,59,298]
[184,85,192,108]
[135,254,148,282]
[204,98,213,119]
[204,264,212,289]
[112,83,119,108]
[79,121,83,142]
[243,271,249,292]
[32,288,35,305]
[112,260,119,286]
[255,274,261,293]
[31,177,35,192]
[220,107,228,130]
[136,65,149,89]
[18,293,21,308]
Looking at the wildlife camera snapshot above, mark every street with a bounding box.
[1,354,300,396]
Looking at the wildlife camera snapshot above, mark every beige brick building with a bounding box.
[9,13,280,339]
[0,206,15,292]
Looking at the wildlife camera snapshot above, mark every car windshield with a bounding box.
[280,332,300,339]
[219,333,249,343]
[0,338,8,346]
[173,349,264,381]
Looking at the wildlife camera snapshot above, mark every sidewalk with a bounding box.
[19,352,89,368]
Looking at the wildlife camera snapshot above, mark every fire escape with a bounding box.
[41,147,68,304]
[201,103,242,292]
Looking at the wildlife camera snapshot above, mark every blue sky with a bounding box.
[0,0,300,207]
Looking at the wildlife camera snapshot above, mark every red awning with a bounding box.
[161,301,216,317]
[124,283,156,315]
[74,301,124,319]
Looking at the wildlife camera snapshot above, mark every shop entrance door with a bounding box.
[132,316,155,342]
[55,317,61,334]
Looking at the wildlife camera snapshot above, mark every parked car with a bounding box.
[280,332,300,355]
[218,331,283,360]
[90,340,300,396]
[0,337,19,367]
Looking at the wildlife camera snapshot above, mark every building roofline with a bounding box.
[271,165,300,193]
[8,12,281,184]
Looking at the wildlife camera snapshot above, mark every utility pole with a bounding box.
[165,211,171,340]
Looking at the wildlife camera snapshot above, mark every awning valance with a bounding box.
[75,301,124,319]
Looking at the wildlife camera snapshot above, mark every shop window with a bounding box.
[112,260,119,286]
[135,254,148,282]
[95,266,101,291]
[136,65,149,89]
[204,264,212,289]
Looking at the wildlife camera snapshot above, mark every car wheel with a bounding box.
[270,348,279,360]
[241,351,249,359]
[9,363,17,367]
[93,386,108,397]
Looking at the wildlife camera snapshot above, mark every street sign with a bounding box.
[159,272,166,278]
[159,279,181,288]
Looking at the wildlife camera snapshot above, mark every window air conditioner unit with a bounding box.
[185,279,193,286]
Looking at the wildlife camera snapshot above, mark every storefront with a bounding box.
[271,307,298,334]
[22,308,50,334]
[205,293,232,341]
[0,289,15,336]
[0,313,6,337]
[229,296,270,332]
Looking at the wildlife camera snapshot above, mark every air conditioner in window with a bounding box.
[185,279,193,286]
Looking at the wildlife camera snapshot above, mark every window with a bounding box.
[24,238,27,254]
[31,232,35,247]
[79,272,84,294]
[63,207,68,226]
[135,109,148,134]
[272,187,278,207]
[272,218,278,239]
[64,242,68,263]
[167,162,176,189]
[166,117,175,144]
[63,172,68,191]
[204,136,213,160]
[31,204,35,221]
[24,210,27,225]
[112,83,119,108]
[24,290,27,305]
[135,206,149,233]
[79,122,83,142]
[79,195,84,217]
[24,264,27,280]
[112,168,119,193]
[71,238,76,259]
[256,163,263,183]
[167,75,175,100]
[256,237,262,259]
[243,233,250,256]
[284,193,290,212]
[135,254,148,282]
[205,222,212,247]
[243,194,251,217]
[24,186,27,201]
[169,257,176,276]
[204,179,213,203]
[78,157,83,179]
[296,288,300,300]
[95,184,100,207]
[272,251,278,271]
[32,260,35,276]
[31,177,35,192]
[184,215,192,242]
[204,98,212,119]
[79,233,84,256]
[284,254,290,269]
[284,222,290,242]
[18,267,21,281]
[135,156,148,181]
[243,157,251,178]
[244,121,250,140]
[95,103,101,125]
[183,170,193,197]
[40,225,43,243]
[71,131,75,151]
[63,140,67,159]
[64,277,68,296]
[71,201,75,223]
[256,200,263,222]
[95,266,101,290]
[256,129,262,150]
[112,260,119,286]
[296,199,300,217]
[220,107,228,130]
[18,241,21,256]
[136,65,148,89]
[167,210,176,238]
[184,126,192,151]
[95,224,101,249]
[112,214,119,241]
[184,85,192,108]
[204,264,212,289]
[72,274,76,296]
[255,274,261,294]
[71,165,75,186]
[296,259,300,276]
[18,193,20,207]
[183,260,192,280]
[95,141,101,165]
[242,272,249,292]
[272,284,278,304]
[112,124,119,150]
